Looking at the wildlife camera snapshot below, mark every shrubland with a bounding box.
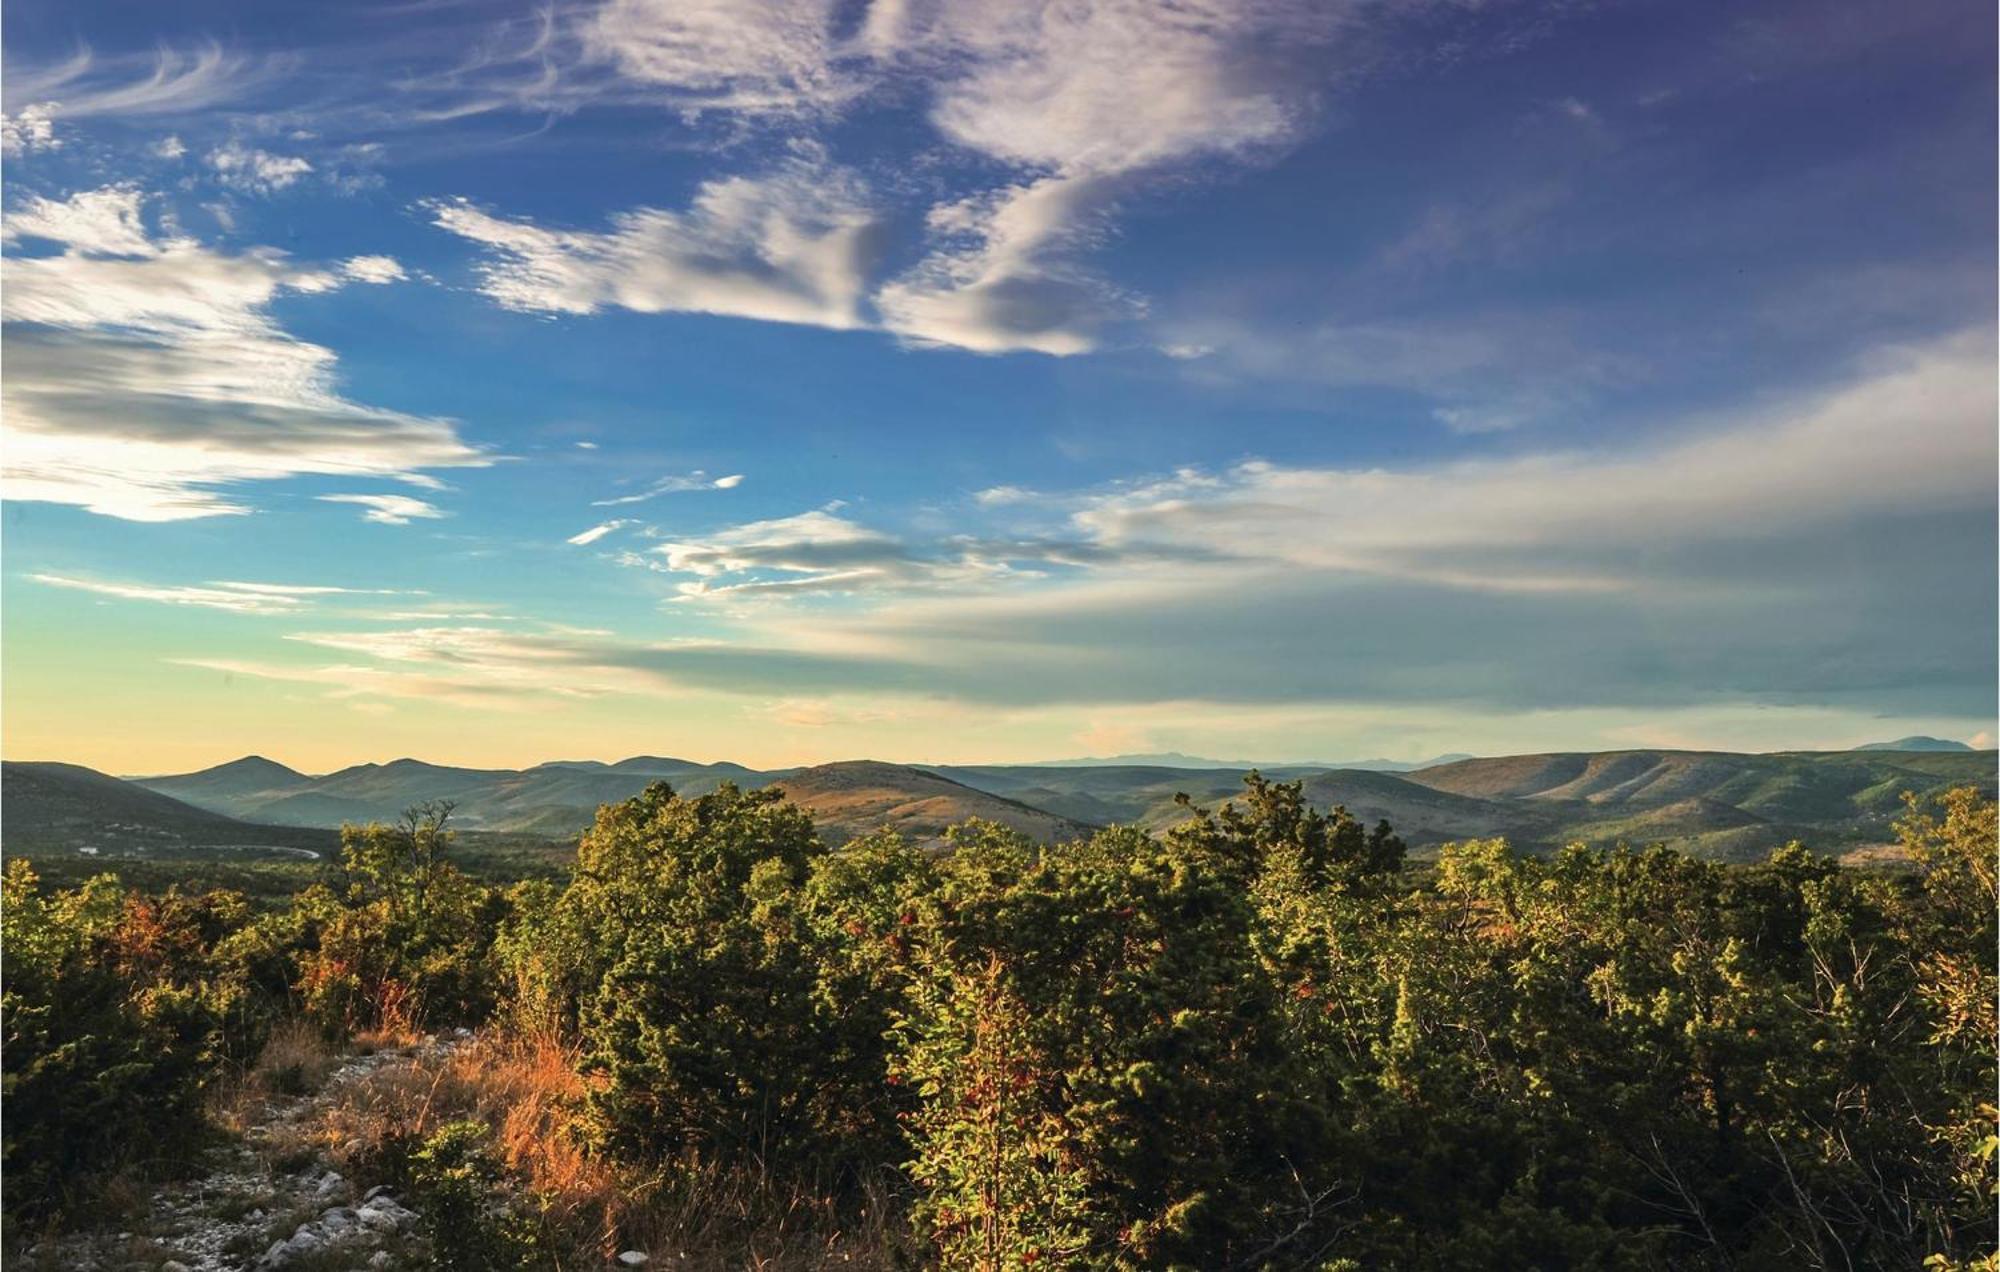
[2,779,1992,1269]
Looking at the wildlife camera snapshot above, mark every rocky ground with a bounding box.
[15,1037,457,1272]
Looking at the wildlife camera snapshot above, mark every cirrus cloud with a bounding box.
[318,493,447,525]
[29,573,393,615]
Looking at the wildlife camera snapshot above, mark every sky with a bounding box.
[1,0,1994,775]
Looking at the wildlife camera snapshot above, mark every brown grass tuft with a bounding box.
[209,1018,341,1133]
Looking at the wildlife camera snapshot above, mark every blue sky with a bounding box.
[2,0,1994,772]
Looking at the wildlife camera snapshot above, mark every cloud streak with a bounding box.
[31,573,391,615]
[2,186,487,520]
[567,519,634,546]
[318,494,447,525]
[591,471,745,507]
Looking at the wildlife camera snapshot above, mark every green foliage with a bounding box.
[403,1120,541,1271]
[1,801,518,1228]
[296,803,504,1035]
[557,782,896,1177]
[0,860,282,1220]
[894,821,1314,1268]
[5,777,1993,1270]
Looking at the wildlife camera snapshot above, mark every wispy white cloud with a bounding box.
[877,0,1337,353]
[430,147,883,330]
[2,186,486,521]
[182,623,895,709]
[185,626,692,708]
[30,573,386,615]
[567,519,633,546]
[3,42,270,120]
[1,42,277,157]
[655,509,914,589]
[318,493,447,525]
[642,506,1204,601]
[1055,329,1996,582]
[580,0,873,118]
[3,185,158,257]
[876,172,1134,355]
[426,0,1379,354]
[974,485,1037,506]
[591,470,744,507]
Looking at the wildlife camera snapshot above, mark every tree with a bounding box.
[297,802,500,1034]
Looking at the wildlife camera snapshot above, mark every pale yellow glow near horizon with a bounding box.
[3,654,1989,778]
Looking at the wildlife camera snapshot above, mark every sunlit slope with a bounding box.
[772,761,1097,847]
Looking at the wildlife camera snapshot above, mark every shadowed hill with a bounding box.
[139,755,310,804]
[939,763,1548,847]
[1406,749,1993,808]
[2,761,335,856]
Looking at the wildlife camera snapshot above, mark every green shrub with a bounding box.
[404,1120,541,1271]
[894,822,1315,1268]
[0,862,260,1220]
[559,782,894,1181]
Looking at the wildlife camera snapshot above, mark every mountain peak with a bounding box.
[207,754,306,779]
[1853,736,1974,753]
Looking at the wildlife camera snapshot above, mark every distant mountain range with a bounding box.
[0,745,1987,866]
[1022,751,1477,772]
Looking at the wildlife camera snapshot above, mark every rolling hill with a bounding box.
[133,755,784,835]
[935,763,1547,846]
[771,762,1097,847]
[2,761,336,857]
[1853,736,1974,752]
[1403,749,1995,855]
[55,745,1988,863]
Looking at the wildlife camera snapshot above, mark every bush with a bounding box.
[894,822,1315,1268]
[403,1120,542,1271]
[558,782,895,1181]
[0,862,264,1220]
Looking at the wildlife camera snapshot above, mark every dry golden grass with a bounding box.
[298,1029,911,1269]
[208,1017,341,1133]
